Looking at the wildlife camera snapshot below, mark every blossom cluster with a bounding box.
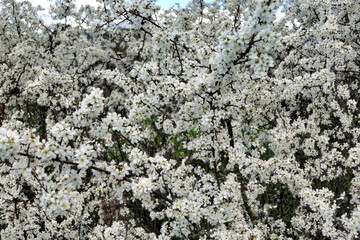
[0,0,360,239]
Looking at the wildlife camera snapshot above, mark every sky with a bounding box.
[154,0,199,8]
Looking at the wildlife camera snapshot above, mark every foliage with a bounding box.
[0,0,360,239]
